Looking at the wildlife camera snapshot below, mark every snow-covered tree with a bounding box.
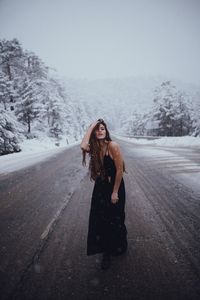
[0,39,23,78]
[0,71,10,110]
[0,39,24,107]
[172,91,191,136]
[149,81,191,136]
[24,51,48,80]
[0,109,21,155]
[190,92,200,137]
[119,111,146,136]
[15,76,40,134]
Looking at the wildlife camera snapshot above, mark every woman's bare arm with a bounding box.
[109,141,124,204]
[80,121,98,151]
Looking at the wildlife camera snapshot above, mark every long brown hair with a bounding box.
[82,119,125,180]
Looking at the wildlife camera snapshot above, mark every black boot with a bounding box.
[101,253,111,270]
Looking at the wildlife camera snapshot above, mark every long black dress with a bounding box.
[87,148,127,256]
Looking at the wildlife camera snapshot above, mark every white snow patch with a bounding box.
[0,138,79,174]
[115,134,200,195]
[114,135,200,148]
[175,173,200,195]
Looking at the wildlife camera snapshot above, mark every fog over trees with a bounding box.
[0,39,199,155]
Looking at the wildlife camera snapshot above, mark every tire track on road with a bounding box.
[8,175,87,300]
[128,158,200,279]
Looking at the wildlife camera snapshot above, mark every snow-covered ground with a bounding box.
[0,138,79,175]
[114,135,200,148]
[116,135,200,196]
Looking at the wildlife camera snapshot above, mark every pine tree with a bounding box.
[173,91,191,136]
[0,38,24,108]
[149,81,192,136]
[15,76,39,135]
[191,92,200,137]
[0,71,10,110]
[0,109,21,155]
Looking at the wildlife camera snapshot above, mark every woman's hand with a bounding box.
[89,120,99,129]
[81,121,99,151]
[111,192,119,204]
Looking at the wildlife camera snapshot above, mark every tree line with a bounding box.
[0,38,89,155]
[0,38,199,155]
[121,81,200,137]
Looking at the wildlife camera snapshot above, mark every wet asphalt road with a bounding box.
[0,140,200,300]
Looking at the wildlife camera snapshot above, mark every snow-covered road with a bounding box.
[1,136,200,195]
[1,138,200,300]
[116,135,200,196]
[126,144,200,196]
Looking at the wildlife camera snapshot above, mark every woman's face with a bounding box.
[95,123,106,140]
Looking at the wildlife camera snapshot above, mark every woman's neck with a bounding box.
[98,139,107,148]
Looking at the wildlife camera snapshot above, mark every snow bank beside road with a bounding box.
[0,138,79,174]
[114,135,200,148]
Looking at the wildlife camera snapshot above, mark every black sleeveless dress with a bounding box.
[87,149,127,256]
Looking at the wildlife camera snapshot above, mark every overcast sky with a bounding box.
[0,0,200,84]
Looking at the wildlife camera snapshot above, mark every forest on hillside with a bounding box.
[0,39,199,155]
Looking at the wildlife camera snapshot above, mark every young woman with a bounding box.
[81,119,127,270]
